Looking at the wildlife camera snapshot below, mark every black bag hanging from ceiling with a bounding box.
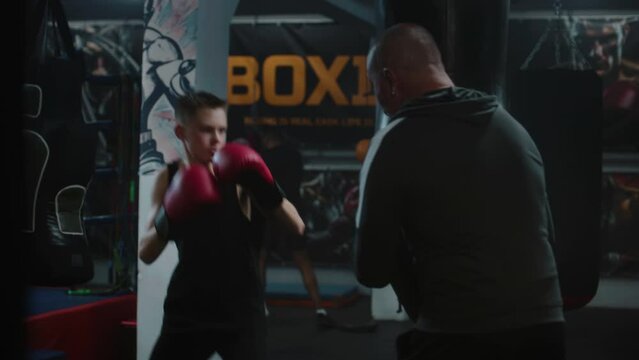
[22,0,97,286]
[507,2,602,311]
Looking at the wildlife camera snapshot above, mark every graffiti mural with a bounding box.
[140,0,198,174]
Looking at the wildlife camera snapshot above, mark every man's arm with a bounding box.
[355,136,421,321]
[239,184,305,237]
[265,198,305,237]
[355,139,402,288]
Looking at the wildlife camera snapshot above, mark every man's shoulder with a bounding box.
[370,118,410,151]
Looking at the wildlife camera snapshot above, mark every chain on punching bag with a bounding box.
[22,0,97,286]
[508,1,602,311]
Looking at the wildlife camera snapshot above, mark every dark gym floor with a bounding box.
[266,295,409,360]
[265,279,639,360]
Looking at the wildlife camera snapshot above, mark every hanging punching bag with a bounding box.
[507,11,603,310]
[509,70,602,311]
[22,0,96,286]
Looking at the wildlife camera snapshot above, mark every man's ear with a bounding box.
[382,67,397,93]
[174,123,185,140]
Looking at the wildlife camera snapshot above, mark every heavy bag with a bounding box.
[507,69,603,311]
[22,0,96,286]
[24,0,84,130]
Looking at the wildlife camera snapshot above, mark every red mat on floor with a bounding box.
[26,289,136,360]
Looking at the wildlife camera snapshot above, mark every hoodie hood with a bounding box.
[391,87,499,124]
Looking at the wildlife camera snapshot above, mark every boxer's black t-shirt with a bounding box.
[162,162,264,331]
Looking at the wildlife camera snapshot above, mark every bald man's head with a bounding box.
[367,23,453,116]
[370,23,445,75]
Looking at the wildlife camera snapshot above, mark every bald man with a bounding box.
[356,23,565,359]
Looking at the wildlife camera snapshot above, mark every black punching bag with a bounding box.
[384,0,509,97]
[507,9,603,310]
[508,70,603,311]
[22,0,96,286]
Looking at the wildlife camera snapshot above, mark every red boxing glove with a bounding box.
[213,143,284,210]
[154,164,221,241]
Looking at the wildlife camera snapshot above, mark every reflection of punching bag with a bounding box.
[22,0,96,286]
[384,0,509,97]
[508,70,603,311]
